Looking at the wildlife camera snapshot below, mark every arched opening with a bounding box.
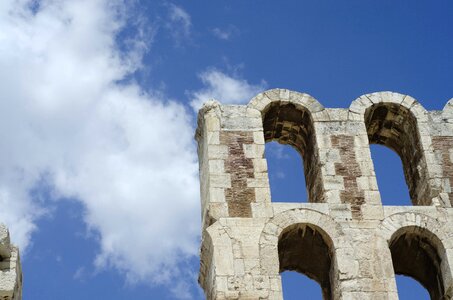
[262,102,322,203]
[396,275,430,299]
[278,223,334,299]
[265,141,307,202]
[390,226,445,299]
[281,271,322,299]
[365,103,430,205]
[370,144,411,205]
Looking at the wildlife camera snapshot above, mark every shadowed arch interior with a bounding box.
[262,102,323,202]
[365,103,430,205]
[389,226,445,299]
[278,223,334,299]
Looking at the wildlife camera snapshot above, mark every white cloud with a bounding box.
[211,25,239,41]
[0,0,199,297]
[189,69,267,110]
[167,3,191,42]
[73,266,87,282]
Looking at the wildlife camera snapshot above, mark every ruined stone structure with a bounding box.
[196,89,453,299]
[0,225,22,299]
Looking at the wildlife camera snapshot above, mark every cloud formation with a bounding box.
[211,25,239,41]
[189,69,267,110]
[0,0,199,297]
[167,3,192,43]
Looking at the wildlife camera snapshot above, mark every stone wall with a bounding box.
[0,225,22,300]
[196,89,453,299]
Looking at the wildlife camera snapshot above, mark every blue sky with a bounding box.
[0,1,452,299]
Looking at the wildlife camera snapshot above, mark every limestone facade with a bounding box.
[0,225,22,300]
[195,89,453,299]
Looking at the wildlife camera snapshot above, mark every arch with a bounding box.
[249,89,325,203]
[278,223,334,299]
[248,89,325,115]
[390,226,445,299]
[260,209,352,299]
[349,91,428,122]
[350,92,431,205]
[379,212,453,299]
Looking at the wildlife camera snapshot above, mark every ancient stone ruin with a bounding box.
[0,225,22,299]
[196,89,453,299]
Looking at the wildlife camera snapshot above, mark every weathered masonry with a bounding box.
[0,225,22,299]
[195,89,453,299]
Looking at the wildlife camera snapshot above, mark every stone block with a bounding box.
[0,226,11,259]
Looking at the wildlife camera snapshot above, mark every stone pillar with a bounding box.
[0,225,22,300]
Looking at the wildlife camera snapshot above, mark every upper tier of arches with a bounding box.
[244,89,452,207]
[247,89,440,118]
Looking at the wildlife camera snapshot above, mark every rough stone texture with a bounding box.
[0,224,22,300]
[330,135,365,218]
[220,131,255,217]
[431,136,453,206]
[196,89,453,299]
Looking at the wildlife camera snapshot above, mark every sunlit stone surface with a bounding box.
[0,225,22,300]
[196,89,453,299]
